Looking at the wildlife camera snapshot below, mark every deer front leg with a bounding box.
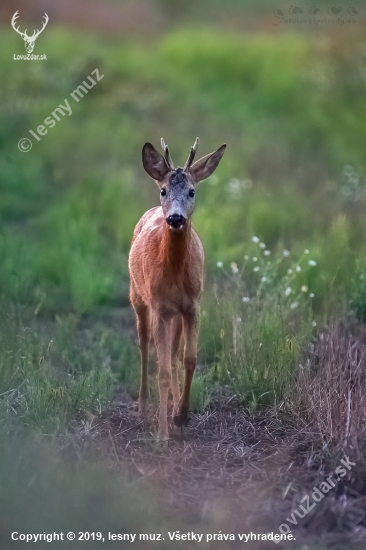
[135,305,150,414]
[174,308,198,428]
[154,314,172,441]
[171,315,183,414]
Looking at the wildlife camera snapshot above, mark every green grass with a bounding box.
[2,27,365,312]
[199,241,316,409]
[0,304,115,434]
[0,303,140,435]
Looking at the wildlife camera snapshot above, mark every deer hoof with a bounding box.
[173,413,190,427]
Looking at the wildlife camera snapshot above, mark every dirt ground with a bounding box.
[66,390,366,550]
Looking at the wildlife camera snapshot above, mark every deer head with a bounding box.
[142,138,226,231]
[11,11,49,54]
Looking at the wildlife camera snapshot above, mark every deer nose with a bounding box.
[166,214,185,228]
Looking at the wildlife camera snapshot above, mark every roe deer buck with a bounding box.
[129,138,226,441]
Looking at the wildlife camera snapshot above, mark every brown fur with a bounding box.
[129,140,226,440]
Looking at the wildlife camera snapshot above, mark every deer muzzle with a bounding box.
[166,214,186,229]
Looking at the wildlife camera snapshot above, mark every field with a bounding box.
[1,1,366,548]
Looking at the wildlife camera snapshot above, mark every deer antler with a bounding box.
[32,13,49,40]
[11,11,27,39]
[161,138,175,170]
[184,137,200,171]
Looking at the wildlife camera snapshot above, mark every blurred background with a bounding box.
[1,1,366,547]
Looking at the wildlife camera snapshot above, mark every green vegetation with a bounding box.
[1,25,366,432]
[0,303,141,434]
[200,241,316,410]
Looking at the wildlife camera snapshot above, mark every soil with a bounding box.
[70,394,366,550]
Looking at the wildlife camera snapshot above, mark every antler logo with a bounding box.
[11,11,49,54]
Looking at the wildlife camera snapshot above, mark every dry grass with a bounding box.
[292,322,366,456]
[64,390,366,548]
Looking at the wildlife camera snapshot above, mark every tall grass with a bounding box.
[199,239,316,409]
[291,322,366,453]
[0,302,141,434]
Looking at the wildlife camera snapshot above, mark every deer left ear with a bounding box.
[189,144,226,185]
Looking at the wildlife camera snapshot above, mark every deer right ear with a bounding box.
[142,143,170,182]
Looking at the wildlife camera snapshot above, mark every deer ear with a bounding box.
[142,143,170,182]
[189,144,226,185]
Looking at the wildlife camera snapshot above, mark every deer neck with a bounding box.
[159,222,191,271]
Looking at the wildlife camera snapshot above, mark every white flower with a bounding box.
[309,293,315,298]
[228,178,243,195]
[259,242,266,249]
[283,249,290,257]
[217,261,223,268]
[236,317,242,323]
[304,249,309,254]
[287,269,293,275]
[253,266,260,272]
[285,287,292,296]
[312,321,317,327]
[252,236,260,243]
[253,257,258,262]
[263,250,271,256]
[231,262,239,274]
[290,301,299,309]
[301,285,308,292]
[261,276,268,283]
[244,255,249,260]
[295,266,301,272]
[308,260,317,266]
[242,297,250,303]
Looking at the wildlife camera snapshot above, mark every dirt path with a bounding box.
[68,396,366,550]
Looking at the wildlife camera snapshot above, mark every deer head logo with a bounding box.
[11,11,49,54]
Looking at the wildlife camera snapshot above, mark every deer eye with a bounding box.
[188,189,195,198]
[160,188,166,197]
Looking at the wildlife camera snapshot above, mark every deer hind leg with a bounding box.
[135,304,150,414]
[153,314,172,441]
[171,315,183,414]
[174,308,198,428]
